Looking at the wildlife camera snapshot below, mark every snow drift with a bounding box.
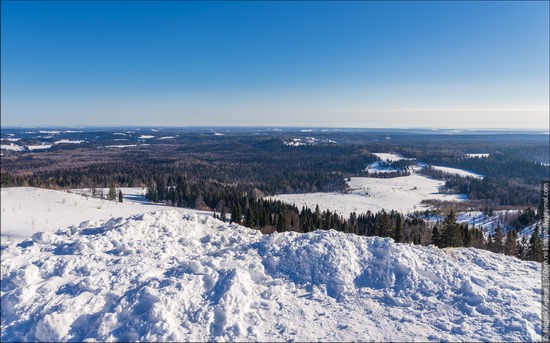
[1,210,542,342]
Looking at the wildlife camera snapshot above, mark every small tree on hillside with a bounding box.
[492,226,505,254]
[376,211,394,238]
[394,214,403,243]
[504,229,518,257]
[431,226,442,248]
[528,226,543,262]
[441,210,463,248]
[108,182,117,201]
[231,203,242,225]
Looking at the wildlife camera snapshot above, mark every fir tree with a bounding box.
[220,206,226,223]
[277,212,286,232]
[441,210,463,247]
[504,229,518,257]
[394,214,403,243]
[376,211,394,238]
[431,226,442,247]
[492,226,505,254]
[231,203,242,225]
[528,226,543,262]
[108,182,117,201]
[244,207,255,228]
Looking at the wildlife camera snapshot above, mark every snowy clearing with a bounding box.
[465,153,489,158]
[372,153,412,162]
[1,144,25,151]
[27,144,53,151]
[271,175,466,217]
[430,166,484,179]
[365,161,399,173]
[54,139,85,144]
[0,210,541,342]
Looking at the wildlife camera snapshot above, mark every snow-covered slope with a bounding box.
[0,187,209,242]
[1,210,541,342]
[430,165,484,179]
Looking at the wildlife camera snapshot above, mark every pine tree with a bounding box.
[441,210,463,247]
[376,211,394,238]
[277,212,286,232]
[220,206,226,223]
[146,183,158,203]
[431,226,442,247]
[518,236,528,260]
[244,207,255,228]
[492,226,505,254]
[231,204,242,225]
[529,226,543,262]
[504,229,518,257]
[394,214,403,243]
[108,181,117,201]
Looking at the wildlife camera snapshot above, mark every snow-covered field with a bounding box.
[271,175,466,217]
[26,144,53,151]
[430,166,484,179]
[373,152,412,162]
[0,144,25,151]
[0,187,208,242]
[1,209,541,342]
[465,153,489,158]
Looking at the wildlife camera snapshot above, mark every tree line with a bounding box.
[143,177,544,262]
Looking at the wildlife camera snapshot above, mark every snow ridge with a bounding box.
[1,210,542,342]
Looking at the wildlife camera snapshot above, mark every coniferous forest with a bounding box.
[1,128,548,262]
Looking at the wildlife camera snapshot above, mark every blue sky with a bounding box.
[1,1,548,128]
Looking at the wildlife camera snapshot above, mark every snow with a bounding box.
[2,138,21,142]
[27,144,53,151]
[158,136,175,140]
[372,153,411,162]
[138,135,155,139]
[271,175,466,217]
[465,153,489,158]
[365,161,403,174]
[0,187,208,242]
[1,144,25,151]
[430,166,484,179]
[54,140,84,144]
[1,209,541,342]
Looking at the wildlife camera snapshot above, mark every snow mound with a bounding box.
[1,210,542,342]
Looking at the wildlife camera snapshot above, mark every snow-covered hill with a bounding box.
[1,210,542,342]
[0,187,209,242]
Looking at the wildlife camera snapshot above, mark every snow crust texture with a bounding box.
[1,210,542,342]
